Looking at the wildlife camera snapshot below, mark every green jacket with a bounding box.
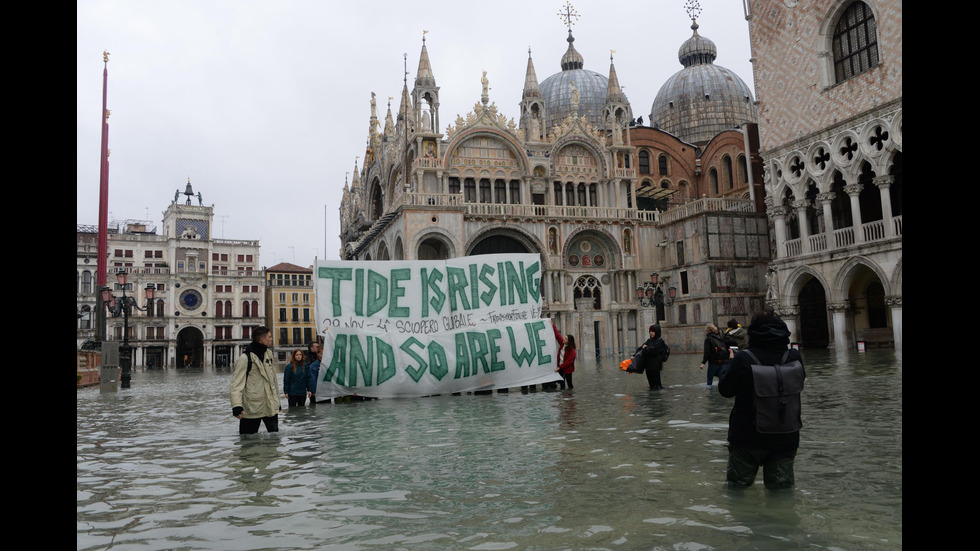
[724,326,749,349]
[230,345,280,419]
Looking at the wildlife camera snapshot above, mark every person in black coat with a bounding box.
[637,324,669,390]
[718,310,805,489]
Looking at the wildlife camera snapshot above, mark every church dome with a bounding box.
[649,21,757,145]
[539,31,620,130]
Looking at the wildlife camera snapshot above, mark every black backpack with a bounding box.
[707,334,729,362]
[742,350,805,434]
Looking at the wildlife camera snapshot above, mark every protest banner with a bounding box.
[314,254,562,398]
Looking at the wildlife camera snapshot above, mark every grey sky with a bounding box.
[77,0,754,267]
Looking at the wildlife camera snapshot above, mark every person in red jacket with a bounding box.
[556,334,577,390]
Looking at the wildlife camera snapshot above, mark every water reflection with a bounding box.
[78,348,901,550]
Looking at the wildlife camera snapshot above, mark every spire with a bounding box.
[384,97,394,136]
[415,31,436,87]
[557,2,583,70]
[398,53,409,117]
[523,48,541,99]
[605,51,627,104]
[397,54,415,132]
[412,31,440,136]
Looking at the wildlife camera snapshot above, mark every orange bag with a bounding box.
[620,358,632,371]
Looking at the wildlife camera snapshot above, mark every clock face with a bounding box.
[179,289,203,311]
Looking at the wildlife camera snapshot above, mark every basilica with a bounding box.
[339,11,770,358]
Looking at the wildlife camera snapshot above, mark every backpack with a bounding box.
[707,334,729,362]
[742,350,805,434]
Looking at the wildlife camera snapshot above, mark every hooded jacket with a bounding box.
[230,342,280,419]
[724,325,749,349]
[637,324,668,373]
[718,316,805,451]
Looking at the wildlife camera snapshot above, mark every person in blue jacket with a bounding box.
[306,342,322,403]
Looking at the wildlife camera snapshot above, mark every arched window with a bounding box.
[658,154,669,176]
[243,301,251,318]
[737,155,748,185]
[464,178,476,202]
[589,183,597,207]
[566,182,575,206]
[371,183,383,220]
[709,168,719,195]
[783,190,799,240]
[638,150,650,174]
[480,179,492,203]
[573,276,602,310]
[81,271,93,295]
[554,181,563,205]
[79,305,92,329]
[225,300,233,318]
[509,180,520,204]
[724,156,735,190]
[833,2,879,82]
[252,301,259,316]
[494,179,506,204]
[577,183,587,206]
[215,301,223,318]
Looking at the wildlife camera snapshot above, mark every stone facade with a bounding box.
[747,0,902,349]
[264,262,317,363]
[76,182,266,367]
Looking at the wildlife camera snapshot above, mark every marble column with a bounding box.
[885,295,902,350]
[827,302,852,350]
[793,198,812,254]
[777,305,801,346]
[817,191,836,244]
[844,183,865,244]
[874,175,896,238]
[769,204,789,259]
[577,298,596,363]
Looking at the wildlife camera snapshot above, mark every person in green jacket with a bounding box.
[230,327,281,434]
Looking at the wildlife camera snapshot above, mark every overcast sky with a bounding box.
[77,0,754,268]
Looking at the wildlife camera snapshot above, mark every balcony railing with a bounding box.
[862,220,886,242]
[393,192,657,222]
[782,215,901,259]
[785,238,802,257]
[808,233,827,253]
[656,197,756,225]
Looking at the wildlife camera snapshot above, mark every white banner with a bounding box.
[314,254,562,398]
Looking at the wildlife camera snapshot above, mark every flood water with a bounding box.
[77,348,901,550]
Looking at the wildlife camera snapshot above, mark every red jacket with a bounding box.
[558,347,576,375]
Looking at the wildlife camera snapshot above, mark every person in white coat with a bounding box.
[230,327,281,434]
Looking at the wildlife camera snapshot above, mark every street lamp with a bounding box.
[102,269,155,389]
[636,272,676,324]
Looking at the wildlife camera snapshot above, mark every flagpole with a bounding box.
[96,51,111,342]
